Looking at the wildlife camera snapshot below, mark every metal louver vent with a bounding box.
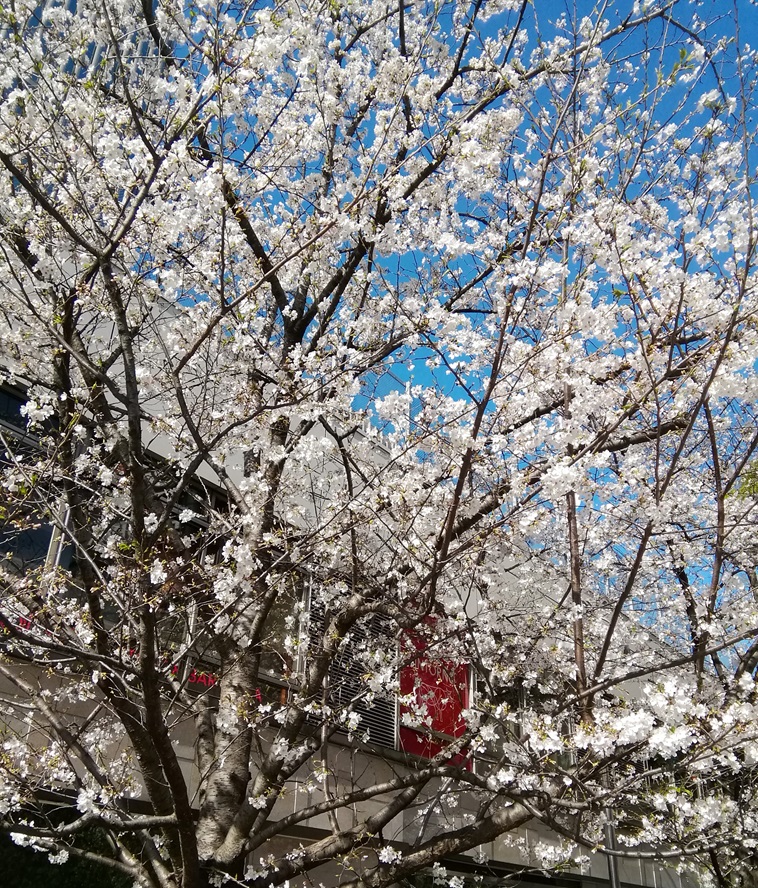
[308,600,397,749]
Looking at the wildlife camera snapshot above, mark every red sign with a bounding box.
[399,631,469,763]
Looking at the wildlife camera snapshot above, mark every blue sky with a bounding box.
[356,0,758,432]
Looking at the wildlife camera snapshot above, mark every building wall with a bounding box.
[0,383,694,887]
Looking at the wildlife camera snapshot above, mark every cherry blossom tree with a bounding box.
[0,1,757,886]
